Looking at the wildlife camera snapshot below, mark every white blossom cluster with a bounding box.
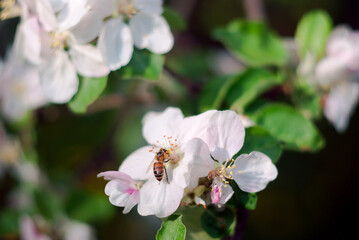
[0,0,173,115]
[98,107,278,218]
[299,26,359,132]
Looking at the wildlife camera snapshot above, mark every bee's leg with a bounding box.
[164,165,169,184]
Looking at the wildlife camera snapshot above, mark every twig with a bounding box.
[242,0,266,21]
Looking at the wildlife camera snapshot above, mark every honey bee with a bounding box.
[146,148,170,183]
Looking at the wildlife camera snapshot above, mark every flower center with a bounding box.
[149,135,180,166]
[208,158,241,188]
[48,31,68,50]
[116,0,138,18]
[0,0,21,20]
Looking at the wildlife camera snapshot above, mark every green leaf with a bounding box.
[251,103,325,152]
[293,78,322,119]
[68,76,108,114]
[238,126,282,164]
[180,206,219,240]
[228,181,258,210]
[156,214,186,240]
[66,190,115,224]
[200,207,236,238]
[163,7,187,31]
[199,74,238,112]
[117,49,164,80]
[225,68,284,111]
[295,10,332,59]
[0,210,20,235]
[34,188,63,220]
[213,20,288,66]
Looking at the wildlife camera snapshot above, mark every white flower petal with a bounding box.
[219,183,234,205]
[39,51,79,103]
[48,0,66,12]
[69,43,110,77]
[98,17,133,70]
[174,138,212,189]
[119,146,155,180]
[179,110,245,163]
[142,107,184,146]
[138,177,183,218]
[233,151,278,193]
[69,11,104,44]
[13,16,41,65]
[133,0,163,15]
[129,13,173,54]
[315,57,348,88]
[63,221,96,240]
[324,81,359,132]
[36,0,57,31]
[57,0,89,31]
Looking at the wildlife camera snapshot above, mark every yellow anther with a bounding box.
[238,170,242,173]
[230,171,233,175]
[224,185,227,187]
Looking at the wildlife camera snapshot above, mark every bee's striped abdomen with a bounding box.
[153,162,164,181]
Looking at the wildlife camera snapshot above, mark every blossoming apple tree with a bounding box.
[0,0,358,239]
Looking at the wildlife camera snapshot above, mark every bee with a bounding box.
[146,148,170,183]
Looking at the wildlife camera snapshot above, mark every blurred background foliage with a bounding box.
[1,0,359,239]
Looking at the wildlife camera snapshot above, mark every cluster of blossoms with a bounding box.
[315,26,359,132]
[20,215,96,240]
[0,0,173,112]
[298,26,359,132]
[0,122,97,240]
[98,107,278,217]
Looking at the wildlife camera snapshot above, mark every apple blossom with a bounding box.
[315,26,359,132]
[102,107,212,217]
[20,215,51,240]
[90,0,174,70]
[178,110,278,206]
[0,46,46,120]
[97,171,141,214]
[61,221,96,240]
[29,0,109,103]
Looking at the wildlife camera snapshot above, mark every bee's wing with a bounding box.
[146,158,156,173]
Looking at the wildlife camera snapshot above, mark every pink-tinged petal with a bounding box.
[233,151,278,193]
[324,81,359,132]
[211,184,221,205]
[39,51,79,103]
[138,177,184,218]
[142,107,184,146]
[57,0,89,31]
[133,0,163,15]
[13,16,41,65]
[173,138,212,189]
[99,171,139,213]
[69,11,104,44]
[98,17,133,70]
[98,171,135,184]
[35,0,57,31]
[119,146,155,180]
[123,191,139,214]
[69,43,110,77]
[20,215,51,240]
[210,180,234,206]
[179,110,245,163]
[129,13,173,54]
